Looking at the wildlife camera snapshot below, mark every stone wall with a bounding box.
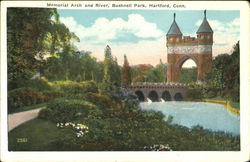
[128,83,188,101]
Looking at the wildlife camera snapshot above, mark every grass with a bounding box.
[210,96,225,100]
[209,96,240,110]
[230,102,240,110]
[8,118,61,151]
[8,116,240,151]
[8,103,47,114]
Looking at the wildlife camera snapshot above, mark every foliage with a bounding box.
[83,92,117,109]
[8,88,46,112]
[38,99,101,123]
[122,54,132,86]
[50,80,98,98]
[205,41,240,102]
[113,57,122,85]
[131,64,164,82]
[38,108,53,120]
[179,67,197,84]
[155,59,167,82]
[98,81,113,96]
[185,86,203,101]
[7,8,78,87]
[103,45,121,85]
[131,61,167,83]
[8,77,51,91]
[7,8,54,82]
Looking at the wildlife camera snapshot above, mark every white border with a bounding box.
[1,1,249,162]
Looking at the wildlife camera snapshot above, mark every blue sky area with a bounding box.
[57,10,240,66]
[58,10,239,35]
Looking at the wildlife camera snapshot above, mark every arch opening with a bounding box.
[178,57,198,84]
[135,90,145,102]
[148,91,159,102]
[174,93,183,101]
[162,91,171,101]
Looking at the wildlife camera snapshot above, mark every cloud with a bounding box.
[196,18,240,56]
[60,14,164,45]
[75,37,167,66]
[59,14,166,66]
[59,15,240,66]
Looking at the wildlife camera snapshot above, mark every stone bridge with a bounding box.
[128,82,188,102]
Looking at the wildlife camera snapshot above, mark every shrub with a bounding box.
[84,92,115,108]
[185,87,203,101]
[226,87,239,102]
[50,81,98,98]
[42,90,64,101]
[38,108,53,120]
[39,99,101,122]
[8,88,45,112]
[202,86,218,98]
[9,77,51,92]
[27,77,51,91]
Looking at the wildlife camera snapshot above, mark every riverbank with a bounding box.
[203,99,240,115]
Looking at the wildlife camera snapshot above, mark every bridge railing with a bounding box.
[130,82,189,88]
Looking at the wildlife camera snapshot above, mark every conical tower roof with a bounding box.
[167,13,182,36]
[197,10,213,33]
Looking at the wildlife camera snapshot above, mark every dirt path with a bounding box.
[8,108,44,132]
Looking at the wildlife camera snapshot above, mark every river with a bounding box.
[140,101,240,136]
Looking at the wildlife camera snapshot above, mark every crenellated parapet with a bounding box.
[166,10,213,82]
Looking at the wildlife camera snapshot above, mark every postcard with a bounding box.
[1,1,249,162]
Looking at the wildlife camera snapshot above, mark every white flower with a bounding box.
[76,132,83,137]
[75,125,81,130]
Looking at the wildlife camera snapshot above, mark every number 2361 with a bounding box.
[17,138,28,143]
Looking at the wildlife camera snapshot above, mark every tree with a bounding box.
[131,64,153,82]
[103,45,113,83]
[155,59,167,82]
[113,57,121,85]
[224,41,240,102]
[204,41,240,102]
[102,45,121,85]
[7,8,78,89]
[180,67,197,84]
[122,55,132,86]
[7,8,56,84]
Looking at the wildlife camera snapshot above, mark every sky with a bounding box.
[58,10,240,67]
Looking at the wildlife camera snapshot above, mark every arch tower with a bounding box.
[166,10,213,82]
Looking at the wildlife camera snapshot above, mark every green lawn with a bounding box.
[8,118,61,151]
[231,102,240,110]
[210,96,240,110]
[8,103,47,114]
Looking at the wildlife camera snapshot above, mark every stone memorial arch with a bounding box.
[166,10,213,82]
